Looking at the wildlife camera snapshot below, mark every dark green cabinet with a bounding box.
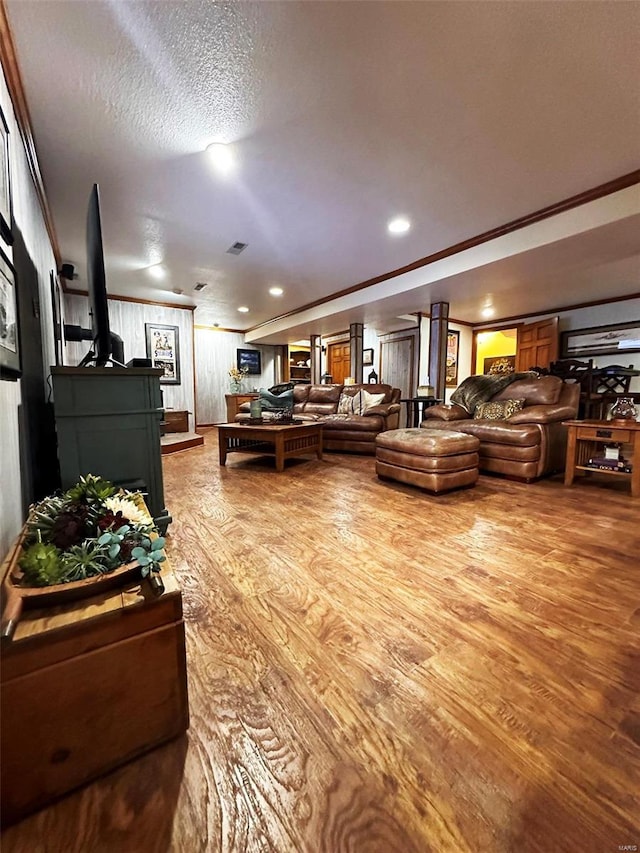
[51,367,171,531]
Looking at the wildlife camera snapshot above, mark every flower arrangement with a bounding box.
[17,475,166,588]
[228,365,249,383]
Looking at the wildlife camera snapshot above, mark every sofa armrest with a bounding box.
[364,403,401,417]
[508,403,578,424]
[423,403,469,422]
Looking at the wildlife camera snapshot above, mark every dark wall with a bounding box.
[13,228,59,512]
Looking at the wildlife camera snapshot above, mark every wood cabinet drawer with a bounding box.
[164,410,189,432]
[576,426,632,442]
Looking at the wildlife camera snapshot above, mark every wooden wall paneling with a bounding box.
[194,328,276,425]
[63,294,197,429]
[310,335,322,385]
[379,330,418,426]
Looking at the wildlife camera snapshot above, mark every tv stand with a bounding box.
[51,367,171,532]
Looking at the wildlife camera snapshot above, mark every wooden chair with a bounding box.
[549,359,598,418]
[591,365,634,418]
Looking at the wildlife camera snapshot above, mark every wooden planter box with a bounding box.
[0,529,189,827]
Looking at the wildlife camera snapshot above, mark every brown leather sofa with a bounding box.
[237,383,401,453]
[421,375,580,480]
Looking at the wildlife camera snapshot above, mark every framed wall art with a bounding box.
[445,330,459,387]
[0,250,20,380]
[145,323,180,384]
[484,355,516,375]
[0,107,12,246]
[561,322,640,358]
[237,347,261,375]
[363,348,374,366]
[49,270,63,366]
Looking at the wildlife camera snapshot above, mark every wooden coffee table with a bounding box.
[217,422,323,471]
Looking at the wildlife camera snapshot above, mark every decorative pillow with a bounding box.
[338,391,361,414]
[258,388,293,412]
[473,398,525,420]
[360,390,385,413]
[337,390,385,415]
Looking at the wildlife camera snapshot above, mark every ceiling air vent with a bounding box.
[194,282,208,292]
[226,241,248,255]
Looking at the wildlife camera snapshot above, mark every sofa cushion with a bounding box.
[337,389,385,415]
[323,413,385,432]
[474,398,525,420]
[421,419,542,446]
[259,388,293,412]
[492,375,562,406]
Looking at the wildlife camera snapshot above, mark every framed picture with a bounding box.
[237,348,261,375]
[0,250,20,380]
[561,322,640,358]
[363,347,374,366]
[50,270,63,366]
[445,330,459,387]
[145,323,180,384]
[484,355,516,375]
[0,107,12,246]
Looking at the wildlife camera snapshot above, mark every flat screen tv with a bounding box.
[85,183,111,366]
[68,184,124,366]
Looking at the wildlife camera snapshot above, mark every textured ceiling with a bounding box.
[6,0,640,337]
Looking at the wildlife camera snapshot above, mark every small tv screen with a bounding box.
[86,184,111,366]
[237,348,261,375]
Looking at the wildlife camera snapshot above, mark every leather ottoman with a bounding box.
[375,428,480,493]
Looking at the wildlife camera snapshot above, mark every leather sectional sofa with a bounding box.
[237,383,401,453]
[421,375,580,480]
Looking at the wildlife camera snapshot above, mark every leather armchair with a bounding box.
[422,376,580,480]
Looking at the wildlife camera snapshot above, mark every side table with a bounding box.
[563,419,640,498]
[400,396,442,428]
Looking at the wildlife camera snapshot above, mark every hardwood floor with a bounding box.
[3,430,639,852]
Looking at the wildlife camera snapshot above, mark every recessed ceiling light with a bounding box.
[238,306,249,313]
[206,142,235,175]
[147,264,166,280]
[481,307,495,319]
[269,286,284,296]
[388,216,411,235]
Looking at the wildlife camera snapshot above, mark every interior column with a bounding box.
[310,335,322,384]
[428,302,449,399]
[349,323,364,382]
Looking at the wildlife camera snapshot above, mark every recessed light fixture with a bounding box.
[238,306,249,313]
[269,286,284,296]
[147,263,166,280]
[388,216,411,235]
[481,306,495,319]
[206,142,235,175]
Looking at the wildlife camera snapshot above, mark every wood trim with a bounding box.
[472,291,640,329]
[0,1,61,264]
[65,287,196,312]
[470,322,523,375]
[247,171,640,334]
[193,323,246,333]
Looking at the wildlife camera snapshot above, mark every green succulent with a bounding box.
[97,525,132,569]
[131,536,166,577]
[25,495,71,544]
[19,540,66,587]
[65,474,116,505]
[60,540,111,581]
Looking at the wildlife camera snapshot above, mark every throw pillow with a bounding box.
[473,398,525,420]
[360,390,385,413]
[338,391,361,415]
[259,387,294,412]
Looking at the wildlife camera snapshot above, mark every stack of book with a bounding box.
[586,455,632,473]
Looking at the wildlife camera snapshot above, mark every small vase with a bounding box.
[229,380,241,394]
[609,397,638,422]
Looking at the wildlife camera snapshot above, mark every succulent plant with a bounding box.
[60,540,111,581]
[19,539,65,586]
[65,474,116,505]
[96,509,129,533]
[49,504,89,549]
[131,536,166,577]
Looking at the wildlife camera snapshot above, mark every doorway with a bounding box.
[327,342,351,384]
